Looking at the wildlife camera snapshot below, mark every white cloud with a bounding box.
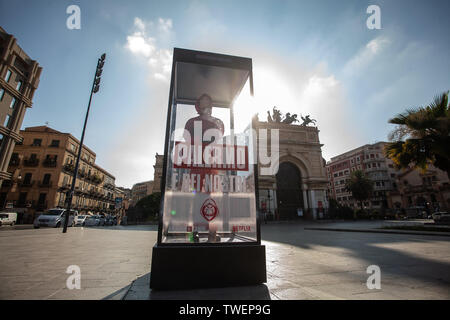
[125,17,173,82]
[343,36,390,77]
[157,18,172,34]
[125,32,155,57]
[134,17,146,31]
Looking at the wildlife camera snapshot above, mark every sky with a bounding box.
[0,0,449,188]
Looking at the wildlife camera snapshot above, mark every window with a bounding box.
[32,139,42,146]
[5,70,11,82]
[10,97,16,109]
[38,193,46,205]
[23,173,32,184]
[16,81,22,92]
[50,140,60,147]
[70,144,76,152]
[4,115,11,127]
[0,88,4,101]
[42,174,51,185]
[18,192,27,205]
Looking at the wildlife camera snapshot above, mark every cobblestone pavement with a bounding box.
[1,222,449,300]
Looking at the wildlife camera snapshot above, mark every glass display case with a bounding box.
[150,48,266,290]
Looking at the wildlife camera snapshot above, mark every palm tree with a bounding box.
[345,170,373,212]
[385,91,450,177]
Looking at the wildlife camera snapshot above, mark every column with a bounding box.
[309,190,316,219]
[302,185,309,211]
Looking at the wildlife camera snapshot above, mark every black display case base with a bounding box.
[150,244,266,290]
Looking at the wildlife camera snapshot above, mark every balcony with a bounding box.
[39,181,53,188]
[63,164,75,174]
[19,180,35,187]
[32,200,48,211]
[59,183,71,190]
[104,183,115,190]
[91,175,102,184]
[23,158,39,167]
[43,159,57,168]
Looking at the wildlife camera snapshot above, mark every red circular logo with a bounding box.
[201,198,219,222]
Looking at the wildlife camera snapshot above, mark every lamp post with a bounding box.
[63,53,106,233]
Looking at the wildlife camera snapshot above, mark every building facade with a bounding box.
[389,165,450,212]
[326,142,401,209]
[0,126,116,222]
[153,153,164,194]
[130,180,153,206]
[114,186,130,223]
[0,27,42,187]
[254,119,328,220]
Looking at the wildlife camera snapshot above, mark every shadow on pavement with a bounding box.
[106,273,271,300]
[82,225,158,232]
[261,222,450,288]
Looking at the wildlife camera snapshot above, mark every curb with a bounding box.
[304,227,450,237]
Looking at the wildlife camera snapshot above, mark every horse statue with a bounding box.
[300,114,317,126]
[282,113,299,124]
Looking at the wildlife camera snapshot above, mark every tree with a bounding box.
[345,170,373,212]
[385,91,450,177]
[128,193,161,222]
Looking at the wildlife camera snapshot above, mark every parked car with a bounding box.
[104,215,114,226]
[33,209,78,228]
[112,216,117,226]
[98,215,106,226]
[432,212,450,225]
[0,212,17,227]
[84,215,100,226]
[74,215,88,226]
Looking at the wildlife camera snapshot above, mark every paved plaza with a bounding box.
[0,221,449,300]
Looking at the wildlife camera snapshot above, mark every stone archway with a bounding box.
[276,162,304,220]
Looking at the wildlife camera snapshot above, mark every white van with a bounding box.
[0,212,17,226]
[33,208,78,228]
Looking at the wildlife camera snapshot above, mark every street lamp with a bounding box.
[63,53,106,233]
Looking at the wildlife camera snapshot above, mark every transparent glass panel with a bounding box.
[161,63,257,244]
